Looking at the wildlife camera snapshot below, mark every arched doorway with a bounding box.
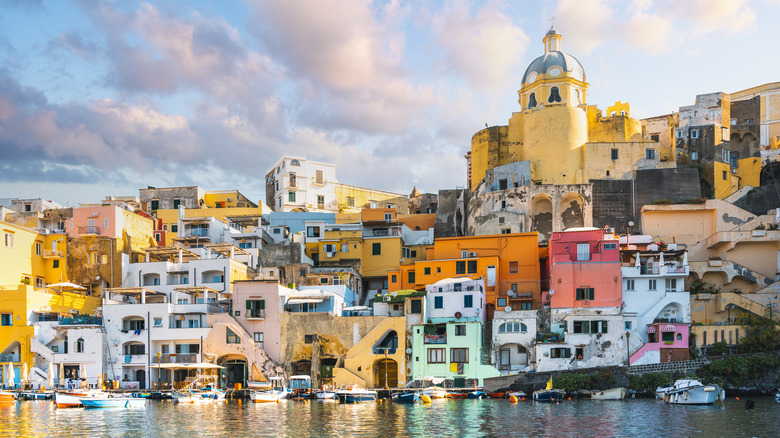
[135,369,146,389]
[560,193,585,230]
[530,195,553,240]
[222,358,247,388]
[373,359,398,388]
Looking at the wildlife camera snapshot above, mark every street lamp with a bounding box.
[625,332,631,366]
[157,351,162,390]
[626,221,634,249]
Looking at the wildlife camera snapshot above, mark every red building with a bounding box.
[547,228,622,309]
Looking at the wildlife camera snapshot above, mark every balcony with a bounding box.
[42,249,64,259]
[367,228,401,237]
[0,354,20,362]
[152,353,198,364]
[246,309,266,320]
[58,315,102,325]
[78,226,101,236]
[189,229,209,238]
[424,334,447,344]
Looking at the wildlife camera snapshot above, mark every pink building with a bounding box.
[548,228,622,309]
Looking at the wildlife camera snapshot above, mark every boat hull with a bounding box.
[337,393,377,403]
[590,387,628,400]
[81,398,146,408]
[0,392,16,402]
[251,390,288,403]
[533,389,565,402]
[314,391,337,401]
[660,380,724,405]
[392,392,419,403]
[467,391,486,399]
[420,386,447,399]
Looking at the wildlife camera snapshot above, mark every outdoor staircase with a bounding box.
[30,338,54,363]
[716,292,772,318]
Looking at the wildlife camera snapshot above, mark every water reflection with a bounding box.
[0,397,776,437]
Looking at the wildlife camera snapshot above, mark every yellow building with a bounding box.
[335,184,408,214]
[469,28,672,190]
[0,220,100,378]
[731,82,780,149]
[155,206,267,247]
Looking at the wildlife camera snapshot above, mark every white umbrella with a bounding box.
[22,362,28,381]
[47,282,87,290]
[80,364,87,388]
[47,363,54,389]
[59,363,65,386]
[7,363,15,388]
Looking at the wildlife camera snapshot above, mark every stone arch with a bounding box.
[530,195,553,240]
[560,192,585,230]
[373,358,398,388]
[497,342,528,370]
[652,302,684,323]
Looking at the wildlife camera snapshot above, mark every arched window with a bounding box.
[548,87,562,103]
[290,159,300,166]
[528,93,537,109]
[498,322,527,333]
[76,338,84,353]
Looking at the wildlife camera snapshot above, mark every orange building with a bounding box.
[387,233,542,313]
[547,228,622,309]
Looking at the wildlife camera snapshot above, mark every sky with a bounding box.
[1,0,779,207]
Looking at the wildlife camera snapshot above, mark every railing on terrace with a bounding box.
[424,334,447,344]
[369,228,402,237]
[152,353,198,364]
[58,315,102,325]
[246,309,266,319]
[0,354,20,362]
[77,226,101,235]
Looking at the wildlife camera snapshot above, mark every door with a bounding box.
[499,349,510,368]
[135,369,146,389]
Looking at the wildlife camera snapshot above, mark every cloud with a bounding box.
[428,1,529,90]
[676,0,756,35]
[552,0,615,54]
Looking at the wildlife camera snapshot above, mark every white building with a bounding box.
[490,309,538,374]
[30,317,105,388]
[425,277,486,324]
[266,155,338,212]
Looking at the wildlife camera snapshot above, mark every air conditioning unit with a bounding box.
[605,227,615,234]
[383,296,391,302]
[469,252,477,257]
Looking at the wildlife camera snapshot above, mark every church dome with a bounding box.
[521,28,586,84]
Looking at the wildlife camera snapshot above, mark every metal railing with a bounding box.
[58,315,102,325]
[152,353,198,364]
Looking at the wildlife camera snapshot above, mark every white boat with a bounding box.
[590,387,628,400]
[660,379,725,405]
[80,397,146,408]
[314,390,337,401]
[251,377,289,403]
[335,384,378,403]
[420,386,447,399]
[173,389,227,404]
[55,389,106,408]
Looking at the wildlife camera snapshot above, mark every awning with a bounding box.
[661,324,676,332]
[647,326,656,334]
[287,298,324,305]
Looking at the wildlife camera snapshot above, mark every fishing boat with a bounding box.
[533,377,565,402]
[447,392,468,399]
[251,377,290,403]
[20,391,53,400]
[0,392,16,403]
[288,375,313,400]
[507,391,526,398]
[80,397,147,408]
[314,385,337,401]
[55,389,105,408]
[335,384,378,403]
[418,377,447,399]
[659,379,725,405]
[590,387,628,400]
[467,390,487,399]
[392,391,419,403]
[486,392,506,399]
[173,389,227,404]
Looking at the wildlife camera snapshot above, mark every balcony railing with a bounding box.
[152,353,198,364]
[424,334,447,344]
[77,226,101,235]
[42,249,64,258]
[58,315,102,325]
[189,229,209,237]
[246,309,266,319]
[0,354,20,362]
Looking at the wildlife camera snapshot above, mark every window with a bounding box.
[290,159,300,166]
[691,129,698,139]
[124,344,145,355]
[4,233,12,248]
[289,173,297,187]
[1,314,12,326]
[226,328,240,344]
[173,198,181,209]
[464,295,473,308]
[467,260,478,274]
[498,322,527,333]
[153,317,162,327]
[625,321,632,330]
[455,325,466,336]
[676,129,683,138]
[372,242,381,255]
[501,229,511,234]
[434,296,443,309]
[456,261,466,275]
[454,283,462,292]
[520,302,532,310]
[677,333,683,341]
[648,279,656,291]
[528,92,537,108]
[498,178,508,190]
[427,348,445,364]
[254,332,264,348]
[317,195,325,208]
[450,348,468,363]
[498,217,505,224]
[408,271,415,283]
[611,149,618,160]
[346,197,355,207]
[88,251,98,264]
[177,299,189,305]
[35,277,44,288]
[370,200,378,208]
[288,192,296,202]
[646,149,655,159]
[75,338,83,353]
[53,260,59,268]
[384,213,392,221]
[723,170,728,180]
[576,244,590,261]
[573,320,608,334]
[691,151,697,160]
[307,227,320,238]
[170,225,178,233]
[604,242,617,250]
[550,347,571,358]
[35,242,42,255]
[575,287,594,300]
[722,127,729,140]
[626,280,635,291]
[323,244,335,253]
[661,331,674,342]
[650,134,659,142]
[402,247,410,258]
[150,199,159,210]
[316,170,323,184]
[246,299,265,318]
[548,87,562,103]
[722,149,730,163]
[424,267,431,275]
[508,261,519,273]
[410,299,422,314]
[391,275,397,283]
[665,279,677,292]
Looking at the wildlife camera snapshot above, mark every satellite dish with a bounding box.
[549,289,555,295]
[504,306,512,312]
[455,311,462,319]
[405,348,412,355]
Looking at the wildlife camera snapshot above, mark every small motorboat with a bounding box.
[0,391,16,403]
[314,390,337,401]
[55,389,105,408]
[420,385,447,399]
[533,377,564,402]
[486,392,506,399]
[507,391,526,398]
[80,397,147,408]
[251,377,290,403]
[590,387,628,400]
[20,391,53,400]
[174,390,227,404]
[392,392,419,403]
[659,379,725,405]
[335,384,378,403]
[467,391,487,399]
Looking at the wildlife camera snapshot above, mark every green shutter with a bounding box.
[246,300,251,309]
[259,300,265,309]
